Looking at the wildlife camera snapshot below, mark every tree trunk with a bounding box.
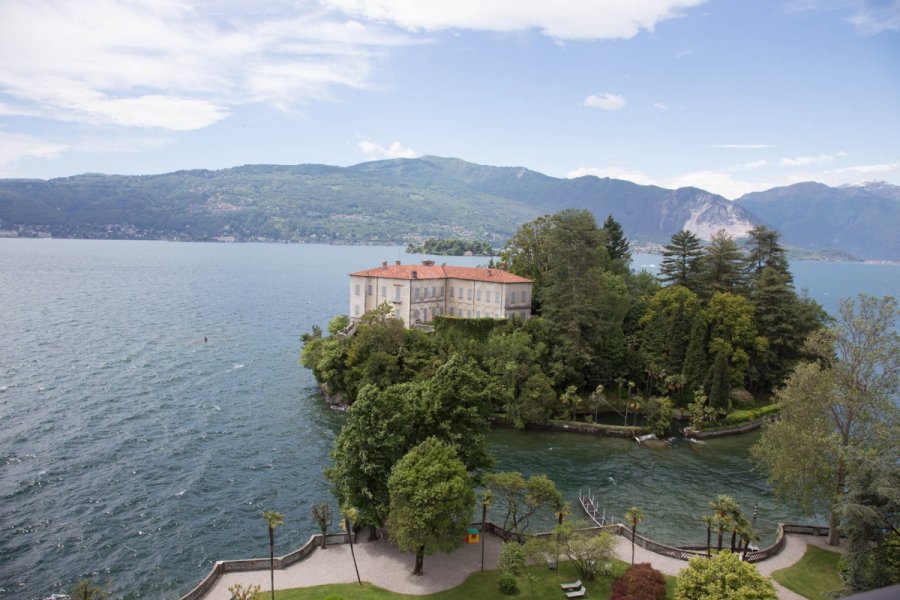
[269,526,275,600]
[730,530,737,552]
[369,525,379,541]
[716,527,724,551]
[828,464,846,546]
[414,546,425,575]
[706,525,711,557]
[631,525,636,564]
[320,529,327,549]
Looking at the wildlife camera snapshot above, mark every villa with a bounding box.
[349,260,533,327]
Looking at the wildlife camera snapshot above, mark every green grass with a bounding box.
[771,545,844,600]
[267,559,677,599]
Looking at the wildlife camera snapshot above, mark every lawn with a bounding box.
[771,545,843,600]
[268,559,677,599]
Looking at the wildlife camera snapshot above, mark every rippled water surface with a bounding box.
[0,240,896,599]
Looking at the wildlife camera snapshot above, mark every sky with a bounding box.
[0,0,898,199]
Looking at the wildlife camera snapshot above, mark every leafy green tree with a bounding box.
[699,230,744,297]
[639,286,701,393]
[262,510,283,600]
[485,328,556,427]
[681,313,709,400]
[625,506,644,564]
[659,230,704,291]
[840,456,900,592]
[752,295,899,546]
[674,551,777,600]
[70,580,108,600]
[386,438,475,575]
[703,292,765,387]
[501,214,555,306]
[482,471,562,542]
[312,502,333,548]
[497,541,528,576]
[556,521,616,581]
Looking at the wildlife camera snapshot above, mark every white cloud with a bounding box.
[710,144,775,149]
[779,153,843,167]
[787,1,900,34]
[0,0,409,131]
[567,166,654,185]
[358,139,419,160]
[652,102,669,110]
[324,0,707,40]
[828,162,900,175]
[568,163,772,199]
[584,93,626,110]
[0,133,68,167]
[725,159,769,171]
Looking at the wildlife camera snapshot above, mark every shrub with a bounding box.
[612,562,666,600]
[498,572,518,594]
[730,388,754,409]
[497,541,527,576]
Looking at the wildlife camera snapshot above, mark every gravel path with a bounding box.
[200,532,846,600]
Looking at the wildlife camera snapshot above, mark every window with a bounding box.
[476,311,481,318]
[395,286,401,300]
[354,284,360,296]
[495,291,500,303]
[449,307,455,316]
[381,286,386,298]
[367,284,372,296]
[413,309,420,321]
[476,289,482,301]
[450,286,455,298]
[354,304,360,315]
[440,286,444,296]
[467,309,472,317]
[395,309,401,319]
[415,287,420,299]
[467,288,473,300]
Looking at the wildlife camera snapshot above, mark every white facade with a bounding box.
[349,261,533,328]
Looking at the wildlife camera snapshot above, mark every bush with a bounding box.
[612,563,666,600]
[497,541,527,576]
[730,388,755,409]
[498,572,518,594]
[720,404,780,426]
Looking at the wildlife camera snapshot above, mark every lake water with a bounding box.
[1,239,897,599]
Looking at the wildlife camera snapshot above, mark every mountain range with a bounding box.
[0,156,897,260]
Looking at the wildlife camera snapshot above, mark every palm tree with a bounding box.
[341,506,362,584]
[709,495,738,551]
[480,490,493,572]
[624,506,644,564]
[702,515,714,557]
[262,510,283,600]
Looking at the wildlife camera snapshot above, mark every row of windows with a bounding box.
[354,283,402,300]
[356,281,529,305]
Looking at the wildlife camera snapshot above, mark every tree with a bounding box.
[707,351,731,415]
[262,510,283,600]
[699,230,744,297]
[311,502,333,548]
[681,312,709,400]
[743,225,789,282]
[228,583,261,600]
[70,580,108,600]
[703,292,765,387]
[659,230,704,291]
[340,506,362,584]
[482,471,562,542]
[557,521,616,581]
[386,438,475,575]
[501,214,555,307]
[840,456,900,592]
[601,214,631,273]
[709,495,739,552]
[625,506,644,564]
[612,563,666,600]
[674,551,777,600]
[752,295,899,546]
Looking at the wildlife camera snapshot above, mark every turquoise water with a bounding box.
[0,239,896,598]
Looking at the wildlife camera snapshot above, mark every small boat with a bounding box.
[686,437,706,445]
[634,433,657,444]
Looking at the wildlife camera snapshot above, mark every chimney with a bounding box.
[395,260,401,265]
[411,270,418,279]
[382,261,388,268]
[488,269,492,276]
[422,260,435,266]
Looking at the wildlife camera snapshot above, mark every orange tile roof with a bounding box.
[350,263,531,283]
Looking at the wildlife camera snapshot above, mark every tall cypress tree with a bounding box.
[743,225,790,282]
[681,312,709,400]
[601,214,631,267]
[659,230,703,291]
[708,351,731,413]
[699,230,744,297]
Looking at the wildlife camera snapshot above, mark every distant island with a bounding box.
[405,238,494,256]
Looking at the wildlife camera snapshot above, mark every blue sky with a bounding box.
[0,0,897,198]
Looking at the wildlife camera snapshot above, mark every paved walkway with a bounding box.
[201,532,846,600]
